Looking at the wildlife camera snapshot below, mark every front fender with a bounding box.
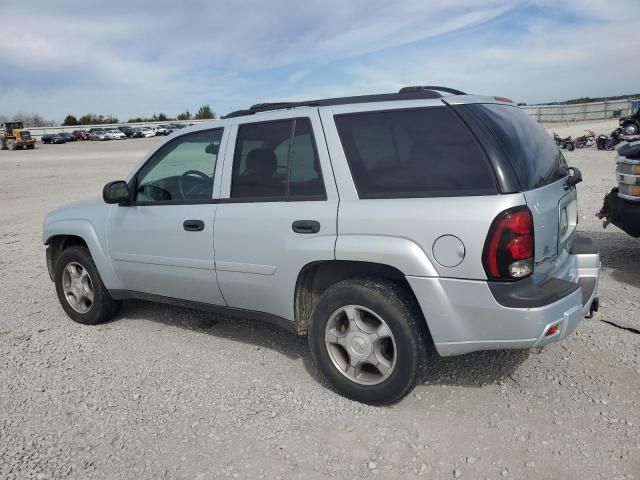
[43,219,124,290]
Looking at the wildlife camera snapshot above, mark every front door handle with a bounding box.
[292,220,320,234]
[183,219,205,232]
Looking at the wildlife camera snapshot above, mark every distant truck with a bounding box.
[0,122,36,150]
[598,140,640,237]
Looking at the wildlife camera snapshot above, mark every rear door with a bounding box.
[214,110,338,322]
[465,103,577,282]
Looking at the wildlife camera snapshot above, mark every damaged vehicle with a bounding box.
[598,140,640,237]
[43,86,601,404]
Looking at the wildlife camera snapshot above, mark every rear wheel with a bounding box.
[54,246,120,325]
[8,140,16,151]
[308,277,429,405]
[566,143,575,151]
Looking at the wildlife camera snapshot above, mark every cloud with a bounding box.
[0,0,638,120]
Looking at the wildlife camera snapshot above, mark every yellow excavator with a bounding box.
[0,122,36,150]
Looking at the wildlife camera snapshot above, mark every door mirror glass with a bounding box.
[103,180,130,204]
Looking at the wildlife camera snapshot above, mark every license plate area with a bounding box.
[558,190,578,252]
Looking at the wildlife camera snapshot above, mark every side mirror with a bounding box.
[103,180,130,204]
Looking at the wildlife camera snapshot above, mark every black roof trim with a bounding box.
[222,86,465,119]
[399,85,466,95]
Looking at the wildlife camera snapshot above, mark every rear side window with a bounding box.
[334,107,496,198]
[466,104,566,190]
[231,118,325,200]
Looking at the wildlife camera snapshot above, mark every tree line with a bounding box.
[62,105,216,126]
[2,104,216,127]
[0,113,56,127]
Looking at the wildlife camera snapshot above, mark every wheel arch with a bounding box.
[293,260,426,336]
[44,220,123,290]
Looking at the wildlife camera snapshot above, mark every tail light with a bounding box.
[482,206,534,281]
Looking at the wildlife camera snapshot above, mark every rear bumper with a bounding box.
[407,234,600,356]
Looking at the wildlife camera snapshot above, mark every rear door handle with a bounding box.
[292,220,320,234]
[183,219,205,232]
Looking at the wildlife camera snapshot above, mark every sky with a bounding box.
[1,0,639,122]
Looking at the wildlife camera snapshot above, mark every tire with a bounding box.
[28,144,35,149]
[8,140,16,151]
[54,246,120,325]
[566,143,575,151]
[308,277,429,405]
[624,123,639,136]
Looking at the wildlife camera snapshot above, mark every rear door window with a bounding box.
[465,104,567,190]
[334,107,496,198]
[231,118,326,200]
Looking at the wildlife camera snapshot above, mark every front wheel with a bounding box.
[624,123,639,136]
[308,278,429,405]
[54,246,120,325]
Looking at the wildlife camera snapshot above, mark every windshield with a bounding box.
[467,104,567,190]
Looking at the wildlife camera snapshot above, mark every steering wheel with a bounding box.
[178,170,210,199]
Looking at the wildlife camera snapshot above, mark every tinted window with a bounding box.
[231,118,325,199]
[467,104,566,190]
[135,129,223,202]
[334,107,496,198]
[289,119,325,197]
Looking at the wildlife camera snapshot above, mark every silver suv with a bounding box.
[43,86,601,404]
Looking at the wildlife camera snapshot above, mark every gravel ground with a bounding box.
[1,128,638,480]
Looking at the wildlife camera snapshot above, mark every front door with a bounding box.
[107,127,227,305]
[214,113,339,322]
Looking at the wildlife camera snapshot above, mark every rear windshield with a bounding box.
[467,104,566,190]
[334,107,496,198]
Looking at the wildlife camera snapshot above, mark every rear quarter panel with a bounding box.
[319,104,526,279]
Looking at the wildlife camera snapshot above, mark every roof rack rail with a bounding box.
[398,86,466,95]
[222,86,465,119]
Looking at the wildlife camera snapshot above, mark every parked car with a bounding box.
[130,128,145,139]
[59,132,76,142]
[72,130,90,141]
[42,86,601,405]
[108,129,127,140]
[139,127,155,138]
[118,126,134,138]
[155,125,169,136]
[41,133,66,144]
[89,129,109,141]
